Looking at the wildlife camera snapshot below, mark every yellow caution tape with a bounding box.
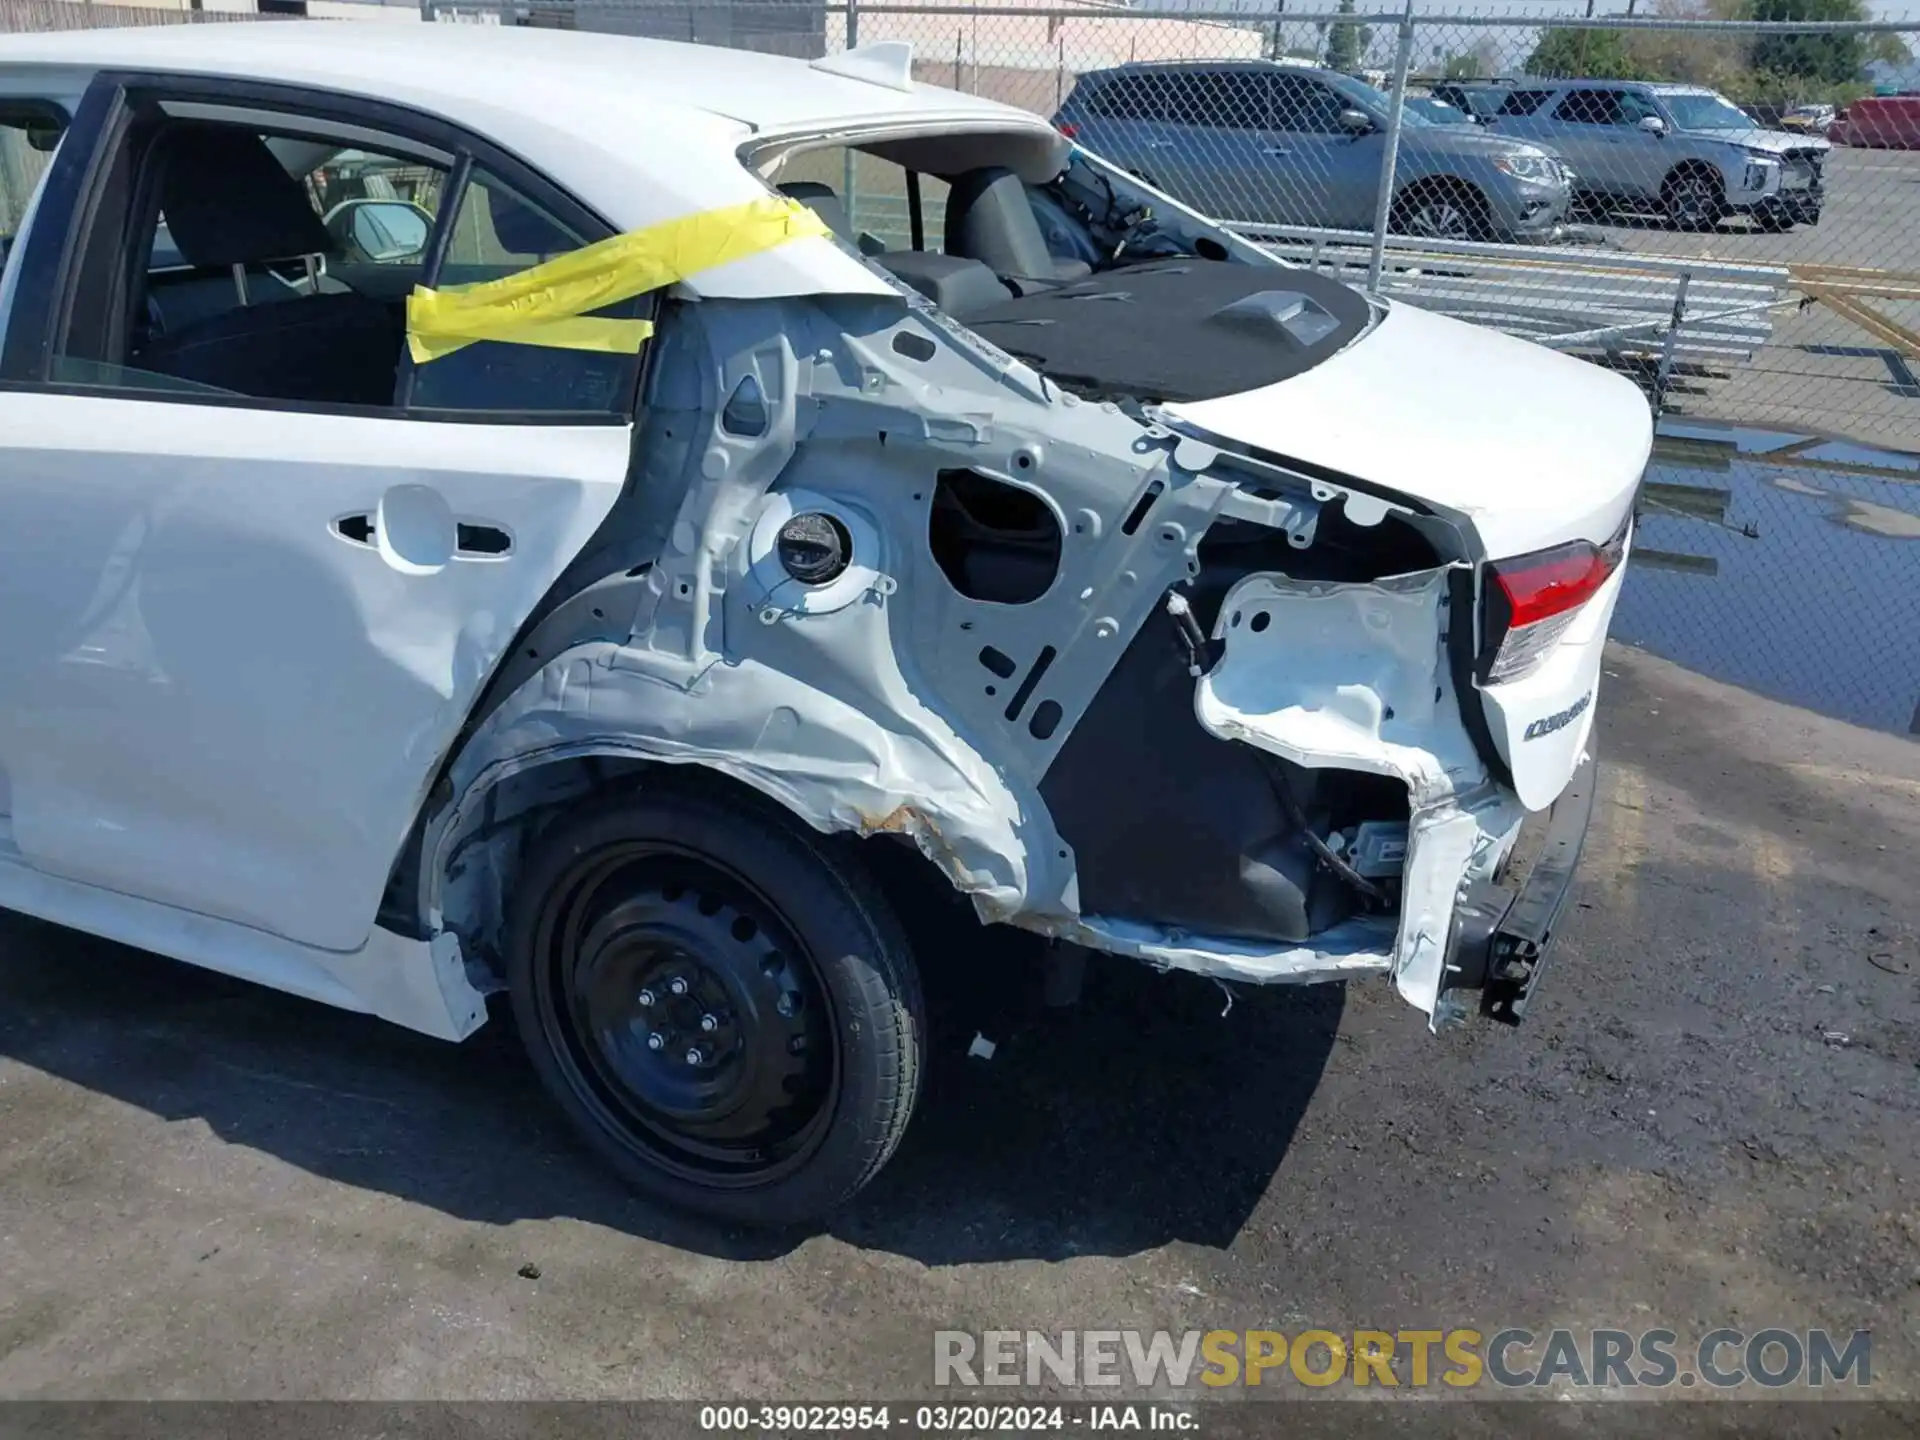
[407,195,832,364]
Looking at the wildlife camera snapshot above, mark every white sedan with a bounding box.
[0,22,1649,1224]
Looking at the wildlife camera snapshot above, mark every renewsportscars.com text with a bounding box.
[933,1328,1871,1390]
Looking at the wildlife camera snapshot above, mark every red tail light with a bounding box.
[1056,121,1080,139]
[1481,519,1630,683]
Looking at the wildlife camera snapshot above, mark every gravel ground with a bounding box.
[0,643,1914,1423]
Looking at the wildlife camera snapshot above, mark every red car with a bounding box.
[1832,95,1920,147]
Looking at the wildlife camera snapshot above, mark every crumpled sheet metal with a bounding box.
[1194,565,1524,1023]
[427,637,1048,930]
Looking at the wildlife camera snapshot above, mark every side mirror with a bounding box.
[1638,114,1669,136]
[1338,108,1373,135]
[334,200,432,263]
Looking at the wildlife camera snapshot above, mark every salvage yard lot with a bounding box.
[1576,146,1920,450]
[0,642,1914,1412]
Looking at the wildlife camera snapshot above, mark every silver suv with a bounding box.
[1486,80,1828,231]
[1052,60,1572,242]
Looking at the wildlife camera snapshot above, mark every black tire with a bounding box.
[1661,166,1724,230]
[1391,179,1493,242]
[506,785,924,1226]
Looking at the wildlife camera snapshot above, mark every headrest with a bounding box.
[943,166,1055,281]
[157,125,331,269]
[777,182,854,245]
[488,187,574,259]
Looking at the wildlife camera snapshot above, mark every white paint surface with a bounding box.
[1165,300,1654,561]
[0,393,631,955]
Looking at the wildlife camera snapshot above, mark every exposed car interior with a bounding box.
[52,113,634,414]
[767,141,1372,406]
[134,124,411,406]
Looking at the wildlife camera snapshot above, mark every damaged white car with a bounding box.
[0,23,1649,1224]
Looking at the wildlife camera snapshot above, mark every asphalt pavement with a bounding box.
[0,642,1914,1418]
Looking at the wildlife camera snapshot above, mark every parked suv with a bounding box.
[1487,80,1827,230]
[1053,60,1572,242]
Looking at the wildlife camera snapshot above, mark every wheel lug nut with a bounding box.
[668,976,690,997]
[699,1013,719,1033]
[788,1035,807,1055]
[685,1044,709,1067]
[775,994,796,1018]
[646,1031,666,1052]
[637,989,656,1008]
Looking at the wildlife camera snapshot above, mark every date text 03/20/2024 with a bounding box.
[699,1406,1194,1431]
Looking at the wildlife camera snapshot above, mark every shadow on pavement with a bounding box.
[0,868,1338,1266]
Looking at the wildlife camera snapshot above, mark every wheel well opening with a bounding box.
[431,755,948,991]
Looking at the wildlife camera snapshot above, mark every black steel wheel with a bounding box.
[507,785,924,1226]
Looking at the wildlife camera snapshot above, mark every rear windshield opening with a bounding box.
[760,133,1369,409]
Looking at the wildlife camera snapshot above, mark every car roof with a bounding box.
[0,21,1042,138]
[1516,78,1712,95]
[1077,58,1330,81]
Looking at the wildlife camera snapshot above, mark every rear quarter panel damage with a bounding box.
[422,288,1245,942]
[418,285,1525,1030]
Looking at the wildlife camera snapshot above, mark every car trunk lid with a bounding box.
[1160,298,1651,561]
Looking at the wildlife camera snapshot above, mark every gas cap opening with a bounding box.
[777,511,854,586]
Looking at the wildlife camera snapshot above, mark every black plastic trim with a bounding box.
[1447,565,1513,791]
[1471,752,1599,1026]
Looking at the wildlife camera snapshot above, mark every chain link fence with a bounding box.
[5,0,1915,735]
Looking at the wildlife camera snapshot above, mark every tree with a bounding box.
[1323,0,1372,72]
[1440,37,1502,80]
[1745,0,1869,87]
[1524,27,1649,80]
[1868,32,1913,68]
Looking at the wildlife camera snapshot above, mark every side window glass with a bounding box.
[1497,89,1552,118]
[0,106,64,280]
[1272,78,1344,134]
[1558,90,1624,126]
[1617,91,1661,126]
[1190,74,1270,132]
[56,121,448,408]
[406,171,644,416]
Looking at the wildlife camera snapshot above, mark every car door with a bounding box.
[1542,87,1644,197]
[1131,69,1284,224]
[1609,88,1675,195]
[1066,72,1176,192]
[1491,87,1585,175]
[1282,75,1382,230]
[1255,73,1348,228]
[0,74,647,955]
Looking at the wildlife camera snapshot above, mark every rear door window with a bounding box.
[1086,73,1178,124]
[1171,72,1272,132]
[1496,89,1556,117]
[1555,89,1628,126]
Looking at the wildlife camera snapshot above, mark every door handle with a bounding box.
[333,509,512,559]
[455,523,512,557]
[1262,146,1292,156]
